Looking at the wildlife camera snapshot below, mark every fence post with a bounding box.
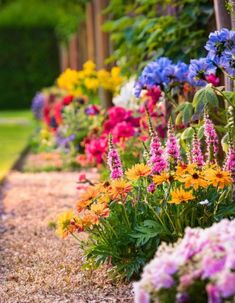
[213,0,233,91]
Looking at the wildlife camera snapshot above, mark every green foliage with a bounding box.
[0,0,86,41]
[103,0,213,76]
[0,27,59,109]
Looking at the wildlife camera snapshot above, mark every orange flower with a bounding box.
[109,179,132,199]
[168,188,195,204]
[204,168,232,189]
[176,168,208,190]
[90,203,110,218]
[153,172,171,186]
[76,199,93,213]
[80,186,98,201]
[82,210,99,227]
[126,163,151,181]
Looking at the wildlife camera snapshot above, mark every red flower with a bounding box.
[63,95,74,105]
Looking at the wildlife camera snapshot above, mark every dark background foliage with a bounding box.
[103,0,215,76]
[0,27,59,109]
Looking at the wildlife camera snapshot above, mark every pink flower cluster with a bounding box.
[134,219,235,303]
[166,121,181,162]
[83,106,141,164]
[191,133,204,166]
[148,134,167,174]
[103,106,140,143]
[84,135,107,164]
[107,142,123,179]
[204,113,219,161]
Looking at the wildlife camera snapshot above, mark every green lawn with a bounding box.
[0,110,33,180]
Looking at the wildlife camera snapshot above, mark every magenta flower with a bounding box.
[85,136,108,164]
[166,121,180,163]
[147,183,156,193]
[224,144,235,180]
[191,133,204,166]
[204,113,219,162]
[107,136,123,179]
[206,284,221,303]
[148,134,168,174]
[112,121,135,143]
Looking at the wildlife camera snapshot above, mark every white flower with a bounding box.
[199,199,209,205]
[113,78,139,109]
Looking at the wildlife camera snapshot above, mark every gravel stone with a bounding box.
[0,171,132,303]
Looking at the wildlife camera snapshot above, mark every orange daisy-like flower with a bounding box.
[76,186,99,212]
[175,163,198,176]
[81,210,99,227]
[168,188,195,204]
[90,203,110,218]
[76,199,93,213]
[204,168,232,189]
[125,163,151,181]
[176,169,208,190]
[152,172,172,186]
[80,186,98,201]
[56,211,82,239]
[109,179,132,199]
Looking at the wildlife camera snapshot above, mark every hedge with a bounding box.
[0,27,59,109]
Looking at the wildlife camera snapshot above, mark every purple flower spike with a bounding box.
[191,133,204,166]
[166,121,181,163]
[107,135,123,179]
[204,113,219,162]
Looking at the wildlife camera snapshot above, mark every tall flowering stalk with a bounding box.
[166,120,181,164]
[191,132,204,166]
[146,108,168,174]
[224,143,235,181]
[107,135,123,179]
[204,111,219,163]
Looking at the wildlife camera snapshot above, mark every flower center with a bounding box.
[192,173,199,179]
[216,173,223,179]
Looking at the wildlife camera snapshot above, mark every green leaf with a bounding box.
[193,85,219,114]
[181,127,194,140]
[198,125,204,140]
[223,91,235,107]
[182,102,193,125]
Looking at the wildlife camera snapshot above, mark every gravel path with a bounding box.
[0,171,132,303]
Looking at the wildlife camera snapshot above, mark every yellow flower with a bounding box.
[126,163,151,181]
[205,168,232,189]
[153,172,171,186]
[57,68,79,90]
[111,66,121,78]
[168,188,195,204]
[56,210,76,239]
[176,169,208,190]
[110,179,132,199]
[83,60,96,72]
[84,78,99,90]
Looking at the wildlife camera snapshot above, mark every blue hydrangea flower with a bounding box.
[31,92,45,120]
[164,62,188,83]
[205,28,235,61]
[188,58,216,86]
[134,57,188,97]
[219,53,235,77]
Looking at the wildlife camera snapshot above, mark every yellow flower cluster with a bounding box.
[56,60,124,96]
[57,68,80,91]
[97,66,123,93]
